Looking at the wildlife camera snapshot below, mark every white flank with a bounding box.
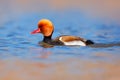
[64,41,86,46]
[59,37,86,46]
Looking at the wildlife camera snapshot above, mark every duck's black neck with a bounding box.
[43,36,52,43]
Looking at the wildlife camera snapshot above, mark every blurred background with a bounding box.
[0,0,120,25]
[0,0,120,80]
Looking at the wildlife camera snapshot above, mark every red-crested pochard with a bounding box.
[31,19,94,47]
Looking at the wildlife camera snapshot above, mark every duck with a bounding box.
[31,19,94,47]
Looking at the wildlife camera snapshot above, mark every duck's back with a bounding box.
[53,35,87,46]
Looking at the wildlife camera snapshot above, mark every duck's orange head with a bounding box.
[31,19,54,36]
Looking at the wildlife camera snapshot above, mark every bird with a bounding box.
[31,19,94,47]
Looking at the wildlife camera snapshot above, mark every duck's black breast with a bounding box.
[39,39,64,48]
[51,37,64,45]
[41,36,64,47]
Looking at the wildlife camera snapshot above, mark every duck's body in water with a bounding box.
[31,19,94,48]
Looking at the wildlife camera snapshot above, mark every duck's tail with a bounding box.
[85,40,94,45]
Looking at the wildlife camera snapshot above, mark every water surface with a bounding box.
[0,0,120,80]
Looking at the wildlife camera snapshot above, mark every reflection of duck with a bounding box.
[31,19,94,47]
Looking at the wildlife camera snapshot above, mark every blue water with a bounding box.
[0,11,120,79]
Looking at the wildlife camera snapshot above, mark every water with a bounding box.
[0,1,120,80]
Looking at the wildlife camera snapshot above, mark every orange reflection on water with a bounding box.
[0,57,120,80]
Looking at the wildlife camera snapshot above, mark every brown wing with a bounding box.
[55,35,86,42]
